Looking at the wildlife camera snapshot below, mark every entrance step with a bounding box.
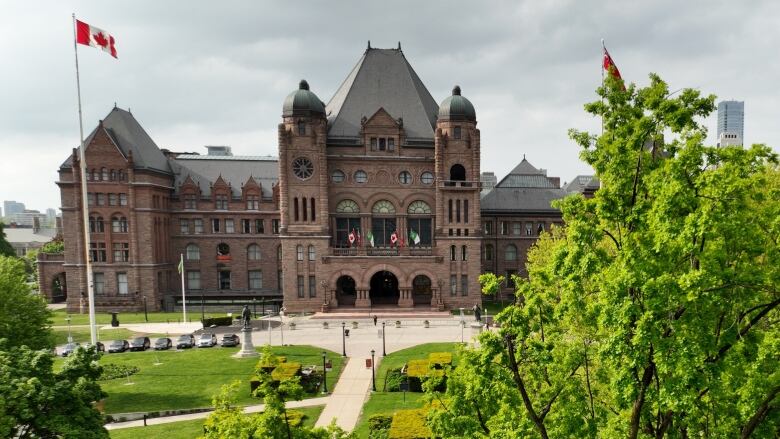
[310,308,453,320]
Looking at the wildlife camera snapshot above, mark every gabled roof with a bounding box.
[61,107,170,174]
[495,158,554,189]
[170,155,278,198]
[325,47,439,142]
[563,175,597,193]
[482,158,568,213]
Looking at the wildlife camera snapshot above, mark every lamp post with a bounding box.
[381,321,386,357]
[143,294,148,322]
[201,290,205,322]
[65,315,72,343]
[370,349,376,391]
[341,322,346,357]
[252,297,257,318]
[321,351,328,394]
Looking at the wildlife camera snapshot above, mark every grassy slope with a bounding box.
[50,309,228,326]
[353,342,461,438]
[56,345,343,414]
[108,405,325,439]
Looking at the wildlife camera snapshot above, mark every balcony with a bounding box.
[324,246,439,262]
[441,180,478,189]
[367,247,399,257]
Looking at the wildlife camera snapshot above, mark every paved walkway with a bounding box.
[314,356,379,430]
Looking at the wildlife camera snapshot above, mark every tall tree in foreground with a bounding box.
[428,74,780,438]
[0,255,53,349]
[0,223,15,257]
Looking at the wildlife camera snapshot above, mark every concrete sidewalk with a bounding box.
[105,396,330,430]
[314,356,379,431]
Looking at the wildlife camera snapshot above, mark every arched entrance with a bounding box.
[412,275,432,306]
[52,272,67,303]
[369,271,399,305]
[336,275,357,306]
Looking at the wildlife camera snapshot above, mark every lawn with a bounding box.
[108,405,325,439]
[56,345,344,414]
[53,327,135,345]
[51,309,223,326]
[353,342,461,438]
[450,300,514,317]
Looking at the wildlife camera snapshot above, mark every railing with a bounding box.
[442,180,477,188]
[332,248,358,256]
[367,247,399,256]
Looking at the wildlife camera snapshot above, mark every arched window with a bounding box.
[294,197,299,221]
[331,170,345,183]
[296,245,304,261]
[335,199,360,213]
[407,200,431,214]
[308,245,316,261]
[449,164,466,181]
[186,244,200,260]
[297,120,306,135]
[354,170,368,183]
[102,167,109,181]
[450,245,456,261]
[461,245,468,261]
[110,169,116,181]
[505,244,517,261]
[372,200,396,214]
[302,197,308,221]
[398,171,412,184]
[247,244,261,261]
[310,198,316,221]
[111,216,128,233]
[118,170,125,181]
[420,171,434,185]
[485,244,493,261]
[217,243,230,256]
[89,216,105,233]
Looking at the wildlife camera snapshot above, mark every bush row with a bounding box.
[99,363,139,381]
[201,316,234,327]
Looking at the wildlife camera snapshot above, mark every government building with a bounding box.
[38,45,590,314]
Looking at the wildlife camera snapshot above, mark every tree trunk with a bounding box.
[629,362,655,439]
[505,335,549,439]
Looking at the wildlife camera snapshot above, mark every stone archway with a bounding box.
[411,275,432,306]
[336,275,357,307]
[369,271,399,306]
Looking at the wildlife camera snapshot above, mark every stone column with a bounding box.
[398,288,413,308]
[233,326,258,358]
[355,289,371,308]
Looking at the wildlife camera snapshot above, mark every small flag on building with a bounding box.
[409,229,420,245]
[356,229,362,247]
[76,19,118,58]
[390,231,398,246]
[366,231,375,247]
[348,229,356,246]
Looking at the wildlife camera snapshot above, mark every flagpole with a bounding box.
[73,13,98,345]
[601,38,605,137]
[180,253,187,323]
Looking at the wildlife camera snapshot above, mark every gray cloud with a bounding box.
[1,0,778,212]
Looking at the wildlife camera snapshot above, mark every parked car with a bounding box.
[61,342,80,357]
[108,339,129,353]
[176,334,195,349]
[154,337,172,350]
[197,333,217,348]
[85,341,105,353]
[220,333,240,347]
[129,336,151,351]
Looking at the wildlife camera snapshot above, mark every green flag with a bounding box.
[177,255,184,274]
[409,229,420,245]
[366,231,375,247]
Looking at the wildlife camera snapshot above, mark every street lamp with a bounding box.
[381,321,386,357]
[65,315,73,343]
[252,297,257,318]
[370,349,376,391]
[143,294,148,322]
[321,351,328,394]
[341,322,346,357]
[201,290,205,322]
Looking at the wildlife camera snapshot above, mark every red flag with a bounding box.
[76,19,118,58]
[602,45,622,81]
[348,229,356,247]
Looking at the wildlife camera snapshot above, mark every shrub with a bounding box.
[286,409,305,427]
[388,409,431,438]
[99,363,139,381]
[428,352,452,366]
[405,360,429,378]
[369,414,393,436]
[384,367,405,392]
[271,362,301,381]
[201,316,233,327]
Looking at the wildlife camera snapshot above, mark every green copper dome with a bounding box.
[282,80,325,117]
[438,85,476,122]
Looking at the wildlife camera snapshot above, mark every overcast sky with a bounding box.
[1,0,778,213]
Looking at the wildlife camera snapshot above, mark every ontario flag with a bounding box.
[76,19,118,58]
[602,42,625,90]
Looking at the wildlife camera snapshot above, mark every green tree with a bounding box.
[0,342,108,438]
[0,255,52,349]
[0,222,14,257]
[40,238,64,254]
[201,346,354,438]
[428,74,780,438]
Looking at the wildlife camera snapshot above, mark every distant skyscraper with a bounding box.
[3,201,25,217]
[717,100,744,145]
[46,208,56,220]
[0,206,3,218]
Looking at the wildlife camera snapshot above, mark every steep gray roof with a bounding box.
[563,175,596,193]
[482,158,568,213]
[61,108,170,174]
[4,228,57,244]
[171,155,278,198]
[325,47,439,142]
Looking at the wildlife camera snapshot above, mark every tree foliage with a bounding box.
[428,74,780,438]
[0,342,108,438]
[0,222,14,257]
[0,255,52,349]
[201,346,354,438]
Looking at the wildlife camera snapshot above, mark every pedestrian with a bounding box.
[373,315,378,326]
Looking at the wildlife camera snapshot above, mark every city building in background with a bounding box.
[3,200,25,217]
[480,172,497,196]
[717,100,744,146]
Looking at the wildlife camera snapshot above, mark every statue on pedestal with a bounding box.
[241,305,252,329]
[472,304,482,322]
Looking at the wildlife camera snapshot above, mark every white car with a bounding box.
[197,333,217,347]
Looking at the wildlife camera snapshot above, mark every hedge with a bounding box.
[271,362,301,381]
[368,414,393,433]
[388,409,431,439]
[428,352,452,366]
[405,360,430,378]
[99,363,139,381]
[201,316,234,327]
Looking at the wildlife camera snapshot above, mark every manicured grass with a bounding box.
[108,405,324,439]
[53,327,135,345]
[450,300,513,317]
[55,345,343,414]
[354,343,460,437]
[51,309,227,326]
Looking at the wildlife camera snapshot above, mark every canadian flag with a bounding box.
[76,19,117,58]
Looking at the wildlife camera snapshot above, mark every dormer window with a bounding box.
[453,126,462,140]
[184,194,197,210]
[369,137,395,152]
[215,194,229,210]
[379,138,386,151]
[246,194,260,210]
[388,138,395,151]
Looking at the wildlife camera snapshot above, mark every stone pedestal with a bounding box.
[232,326,258,358]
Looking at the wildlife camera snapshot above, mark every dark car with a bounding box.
[61,342,80,357]
[85,341,105,353]
[176,334,195,349]
[154,337,172,350]
[108,339,129,353]
[197,333,217,348]
[129,336,151,352]
[220,334,240,347]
